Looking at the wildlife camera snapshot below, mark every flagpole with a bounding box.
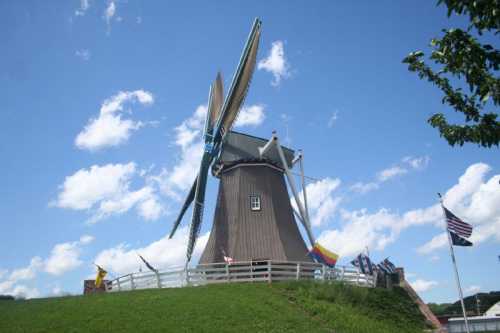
[438,193,470,333]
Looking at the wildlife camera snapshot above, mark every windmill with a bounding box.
[169,18,315,265]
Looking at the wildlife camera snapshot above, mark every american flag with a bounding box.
[444,207,473,238]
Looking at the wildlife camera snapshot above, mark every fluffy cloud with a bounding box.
[0,235,93,298]
[410,279,438,293]
[235,105,266,127]
[351,156,430,194]
[75,49,91,61]
[293,178,342,227]
[151,103,266,199]
[104,1,116,32]
[94,227,209,275]
[327,111,338,128]
[465,285,481,294]
[377,166,408,182]
[45,235,95,276]
[319,163,499,257]
[75,90,154,151]
[53,163,164,223]
[258,40,290,86]
[75,0,90,16]
[417,163,500,252]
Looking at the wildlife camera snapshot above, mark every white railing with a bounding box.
[105,260,376,293]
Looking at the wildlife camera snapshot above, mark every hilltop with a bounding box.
[0,281,429,333]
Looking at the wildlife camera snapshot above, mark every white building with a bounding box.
[448,301,500,333]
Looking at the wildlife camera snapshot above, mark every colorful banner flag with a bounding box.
[308,243,339,267]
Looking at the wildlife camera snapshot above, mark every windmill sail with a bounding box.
[213,18,261,146]
[210,72,224,129]
[168,177,197,238]
[185,19,261,263]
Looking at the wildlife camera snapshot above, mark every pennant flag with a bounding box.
[377,263,390,274]
[450,231,473,247]
[94,265,107,288]
[138,254,158,273]
[308,243,339,267]
[383,258,396,273]
[220,247,234,265]
[351,253,374,275]
[444,207,473,238]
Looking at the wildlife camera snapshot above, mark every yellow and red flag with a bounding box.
[308,243,339,267]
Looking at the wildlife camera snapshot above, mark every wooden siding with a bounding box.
[199,163,313,264]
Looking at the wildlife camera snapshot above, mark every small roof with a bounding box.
[486,301,500,316]
[218,131,295,169]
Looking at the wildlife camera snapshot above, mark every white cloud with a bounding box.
[350,181,379,194]
[10,285,40,299]
[151,103,266,200]
[320,163,499,258]
[234,105,266,127]
[104,1,116,32]
[44,236,95,276]
[293,178,341,227]
[327,111,338,128]
[465,285,481,294]
[410,279,438,293]
[0,235,93,298]
[76,90,154,151]
[53,163,164,223]
[403,156,430,170]
[258,40,290,86]
[416,233,447,255]
[417,163,500,252]
[8,257,43,282]
[377,166,408,182]
[75,0,90,16]
[54,163,136,210]
[94,227,209,275]
[75,49,91,61]
[351,156,430,194]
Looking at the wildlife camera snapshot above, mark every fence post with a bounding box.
[130,274,135,290]
[226,263,230,282]
[267,260,272,283]
[322,264,326,281]
[296,263,300,280]
[341,266,345,281]
[156,272,161,289]
[117,278,121,291]
[356,268,361,286]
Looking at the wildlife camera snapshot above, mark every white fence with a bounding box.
[106,260,375,293]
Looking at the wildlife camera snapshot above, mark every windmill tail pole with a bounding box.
[260,132,315,246]
[438,193,470,333]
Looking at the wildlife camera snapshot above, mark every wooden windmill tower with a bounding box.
[169,19,315,265]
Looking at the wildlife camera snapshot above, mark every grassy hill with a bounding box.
[0,281,429,333]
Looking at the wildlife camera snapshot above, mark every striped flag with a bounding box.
[377,258,396,274]
[444,207,473,238]
[308,243,339,267]
[351,253,374,275]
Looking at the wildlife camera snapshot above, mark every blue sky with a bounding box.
[0,1,498,302]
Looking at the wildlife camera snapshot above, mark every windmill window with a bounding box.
[250,195,261,211]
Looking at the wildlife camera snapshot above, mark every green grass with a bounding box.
[0,282,428,333]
